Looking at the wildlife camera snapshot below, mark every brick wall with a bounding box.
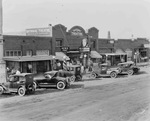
[3,35,54,56]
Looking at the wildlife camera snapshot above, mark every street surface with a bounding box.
[0,66,150,121]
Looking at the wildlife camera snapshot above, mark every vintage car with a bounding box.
[33,71,71,90]
[90,63,120,78]
[117,61,140,75]
[67,65,82,81]
[57,70,75,83]
[0,73,35,96]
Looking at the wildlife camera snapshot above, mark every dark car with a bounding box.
[67,65,82,81]
[34,71,71,90]
[0,73,35,96]
[90,63,120,78]
[56,70,75,83]
[117,61,140,75]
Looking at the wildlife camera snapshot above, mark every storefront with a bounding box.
[100,53,127,66]
[3,55,54,74]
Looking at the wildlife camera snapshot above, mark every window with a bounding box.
[56,39,63,47]
[91,40,96,49]
[26,50,33,56]
[5,50,22,57]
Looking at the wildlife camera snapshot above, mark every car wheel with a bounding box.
[134,68,139,74]
[56,81,66,90]
[76,75,82,81]
[117,68,122,73]
[127,70,134,76]
[0,86,4,95]
[91,72,97,79]
[110,72,117,78]
[70,76,75,83]
[18,87,26,96]
[30,85,35,94]
[66,82,71,89]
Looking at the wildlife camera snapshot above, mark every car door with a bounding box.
[9,76,19,92]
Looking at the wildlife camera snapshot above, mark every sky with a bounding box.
[2,0,150,39]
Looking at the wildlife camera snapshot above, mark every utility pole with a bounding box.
[0,0,6,83]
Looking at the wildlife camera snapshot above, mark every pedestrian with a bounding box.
[16,68,21,74]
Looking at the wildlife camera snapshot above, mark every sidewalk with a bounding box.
[136,60,150,67]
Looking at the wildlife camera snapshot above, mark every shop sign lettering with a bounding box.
[36,50,49,56]
[71,28,83,36]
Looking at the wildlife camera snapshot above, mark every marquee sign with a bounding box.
[79,47,90,52]
[71,28,83,36]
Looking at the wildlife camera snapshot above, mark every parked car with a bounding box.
[67,65,82,81]
[0,73,35,96]
[34,71,71,90]
[90,63,120,78]
[57,70,75,83]
[117,61,140,75]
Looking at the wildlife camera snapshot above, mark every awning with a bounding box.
[144,44,150,48]
[3,55,54,62]
[55,52,70,61]
[90,51,102,58]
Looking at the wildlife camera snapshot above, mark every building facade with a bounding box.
[2,24,150,76]
[3,35,55,74]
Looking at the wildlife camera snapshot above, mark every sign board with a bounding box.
[71,28,83,36]
[79,47,90,52]
[61,46,69,52]
[26,26,52,37]
[36,50,49,56]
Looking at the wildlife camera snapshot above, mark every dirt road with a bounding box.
[0,66,150,121]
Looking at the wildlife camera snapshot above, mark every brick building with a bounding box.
[2,24,150,75]
[3,35,55,73]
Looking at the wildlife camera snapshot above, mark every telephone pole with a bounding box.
[0,0,6,83]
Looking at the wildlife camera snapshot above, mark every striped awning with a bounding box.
[55,52,70,61]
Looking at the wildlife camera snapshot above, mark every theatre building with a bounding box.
[53,24,102,66]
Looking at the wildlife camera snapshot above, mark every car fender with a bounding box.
[18,85,26,91]
[0,84,7,91]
